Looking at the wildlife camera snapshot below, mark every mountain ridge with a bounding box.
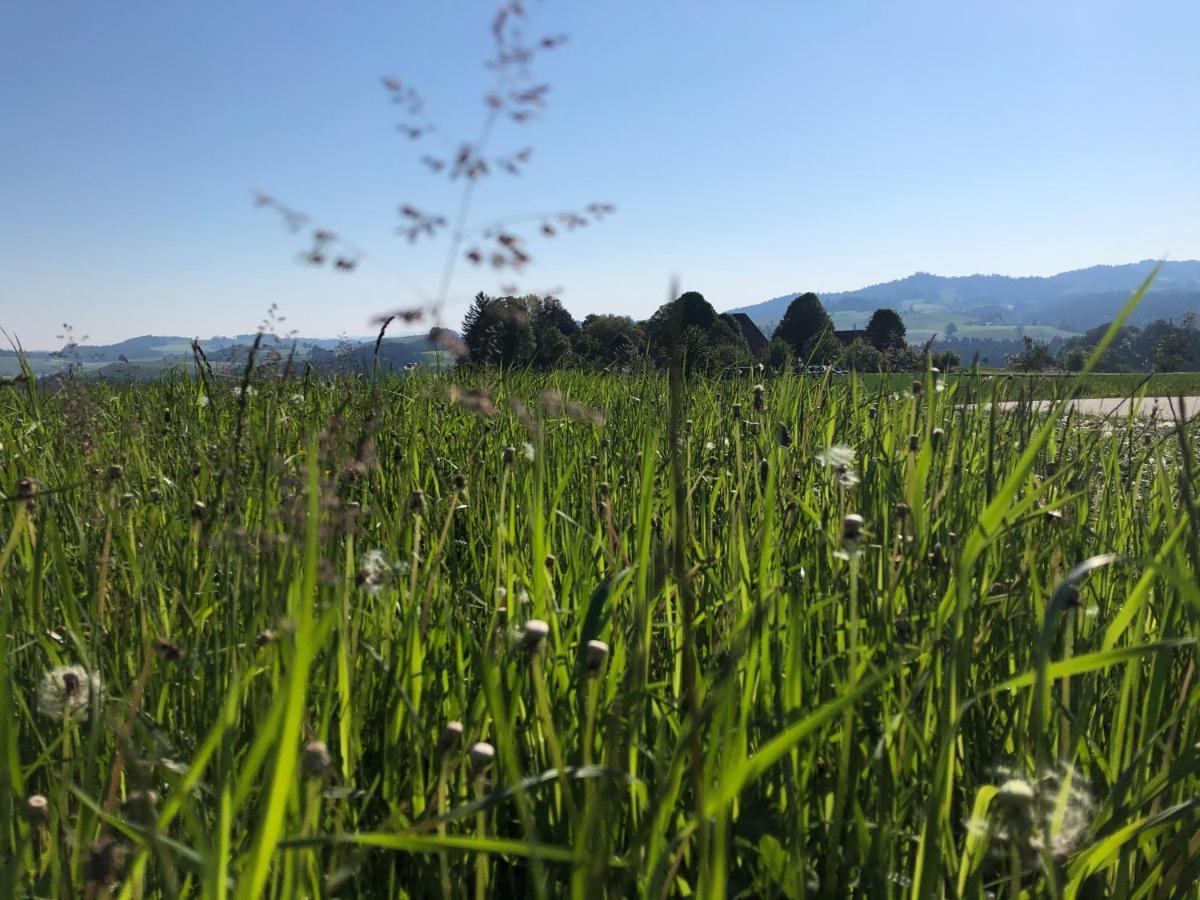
[729,259,1200,333]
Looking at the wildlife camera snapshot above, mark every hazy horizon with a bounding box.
[4,0,1198,346]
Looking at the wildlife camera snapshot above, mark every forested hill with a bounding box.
[731,260,1200,333]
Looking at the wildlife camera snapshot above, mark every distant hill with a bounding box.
[2,331,441,379]
[731,260,1200,340]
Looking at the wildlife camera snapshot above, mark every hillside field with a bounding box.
[1,369,1199,897]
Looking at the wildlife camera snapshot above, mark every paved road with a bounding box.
[987,396,1200,420]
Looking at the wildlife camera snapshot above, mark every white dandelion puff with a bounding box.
[817,445,859,487]
[357,549,391,594]
[36,665,103,722]
[816,445,856,469]
[521,442,535,462]
[970,765,1096,867]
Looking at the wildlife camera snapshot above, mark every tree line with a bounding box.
[460,290,924,373]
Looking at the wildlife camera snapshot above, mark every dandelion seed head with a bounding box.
[357,549,391,594]
[36,665,102,722]
[816,445,856,469]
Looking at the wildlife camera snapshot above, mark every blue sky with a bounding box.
[2,1,1198,347]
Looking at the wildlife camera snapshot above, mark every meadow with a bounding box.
[2,359,1199,898]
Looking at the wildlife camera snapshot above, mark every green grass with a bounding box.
[1,364,1199,897]
[857,371,1200,401]
[830,306,1080,343]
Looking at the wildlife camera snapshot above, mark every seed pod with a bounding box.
[438,720,465,755]
[17,477,37,500]
[778,423,792,447]
[453,474,467,493]
[191,500,206,521]
[584,639,609,674]
[256,628,277,647]
[502,446,515,466]
[908,434,919,453]
[544,554,556,569]
[931,427,945,450]
[149,487,163,503]
[842,514,865,543]
[469,741,495,776]
[521,619,550,651]
[732,403,742,419]
[597,481,610,499]
[107,464,124,481]
[868,406,878,418]
[301,740,332,779]
[894,502,909,521]
[911,380,923,397]
[759,458,769,485]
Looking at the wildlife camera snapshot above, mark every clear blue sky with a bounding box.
[2,1,1198,347]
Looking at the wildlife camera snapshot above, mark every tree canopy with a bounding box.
[865,308,907,352]
[773,292,832,357]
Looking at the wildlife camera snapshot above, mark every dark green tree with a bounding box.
[773,292,832,356]
[865,308,907,352]
[461,292,535,367]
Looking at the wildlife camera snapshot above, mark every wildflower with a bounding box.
[469,741,495,776]
[25,794,48,823]
[36,665,103,722]
[520,619,550,651]
[438,721,465,755]
[971,766,1095,867]
[357,549,391,594]
[816,445,855,469]
[301,740,332,778]
[584,639,609,674]
[835,514,866,561]
[816,445,860,487]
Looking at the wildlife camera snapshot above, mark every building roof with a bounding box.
[730,313,769,353]
[833,328,866,345]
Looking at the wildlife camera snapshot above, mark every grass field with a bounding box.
[2,365,1199,897]
[859,371,1200,402]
